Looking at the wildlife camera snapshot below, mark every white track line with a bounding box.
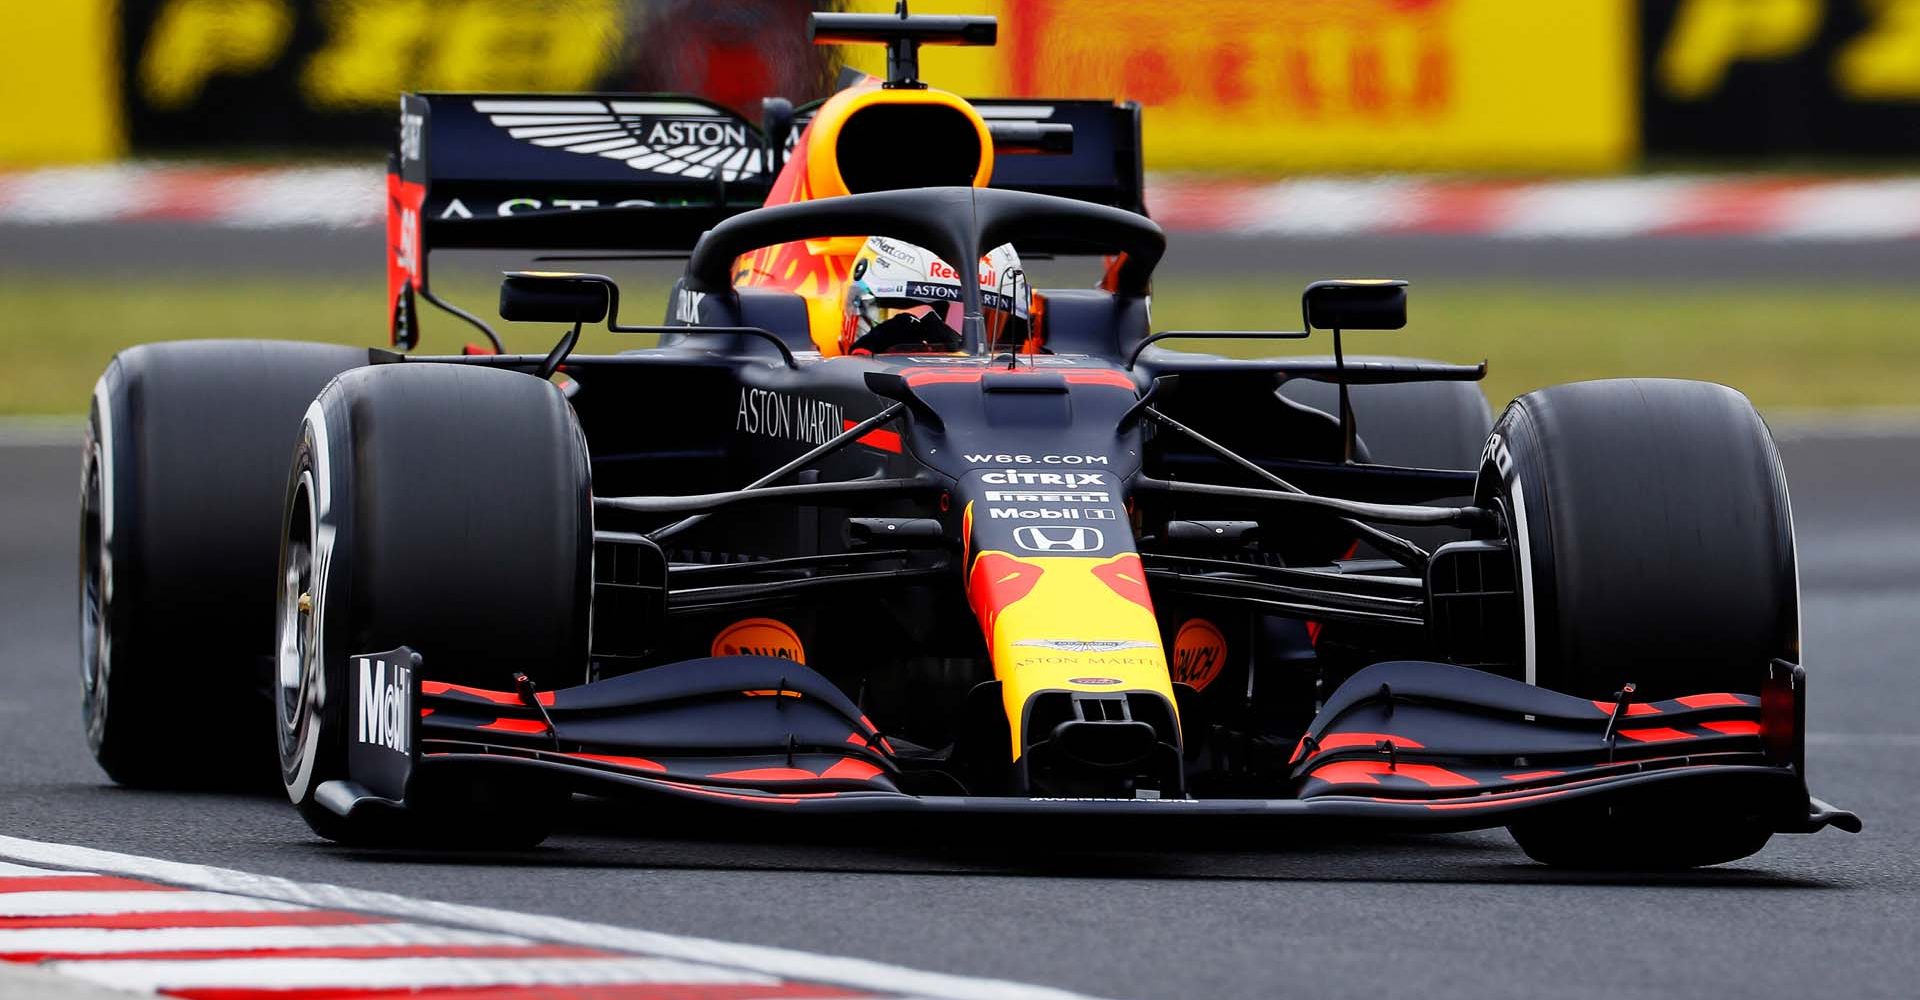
[0,962,141,1000]
[0,923,532,954]
[0,862,83,877]
[49,955,772,991]
[0,892,304,918]
[0,835,1106,1000]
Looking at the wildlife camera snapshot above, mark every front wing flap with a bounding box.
[328,653,1857,835]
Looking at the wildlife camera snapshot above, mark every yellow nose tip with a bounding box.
[297,592,313,615]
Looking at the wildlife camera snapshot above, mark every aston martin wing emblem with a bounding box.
[472,99,765,183]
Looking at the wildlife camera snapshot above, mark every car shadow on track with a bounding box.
[321,794,1841,891]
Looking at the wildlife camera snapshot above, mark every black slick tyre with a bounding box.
[82,340,366,788]
[1277,356,1493,471]
[1477,378,1797,700]
[1278,356,1492,552]
[1477,378,1797,868]
[275,363,591,848]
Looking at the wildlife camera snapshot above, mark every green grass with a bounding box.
[4,277,1918,415]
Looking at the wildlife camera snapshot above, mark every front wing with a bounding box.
[320,652,1858,836]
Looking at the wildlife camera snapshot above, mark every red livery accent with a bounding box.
[1616,726,1694,743]
[1700,719,1763,736]
[1090,554,1154,613]
[1308,760,1477,788]
[709,767,826,782]
[1591,700,1661,716]
[967,551,1045,639]
[843,418,903,453]
[710,758,884,783]
[476,718,551,735]
[821,758,885,781]
[1676,692,1748,708]
[385,172,427,346]
[422,681,554,706]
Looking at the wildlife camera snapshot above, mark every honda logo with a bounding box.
[1013,526,1105,552]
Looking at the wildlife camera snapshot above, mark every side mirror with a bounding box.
[1303,279,1407,331]
[499,272,611,324]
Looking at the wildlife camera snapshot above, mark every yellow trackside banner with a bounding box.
[843,0,1637,173]
[0,0,124,164]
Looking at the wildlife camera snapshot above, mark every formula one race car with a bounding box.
[80,8,1856,868]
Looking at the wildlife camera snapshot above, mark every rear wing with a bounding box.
[387,91,1145,347]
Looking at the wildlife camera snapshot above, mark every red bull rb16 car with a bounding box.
[80,9,1857,868]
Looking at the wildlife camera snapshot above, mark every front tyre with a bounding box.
[1478,378,1797,868]
[277,363,591,847]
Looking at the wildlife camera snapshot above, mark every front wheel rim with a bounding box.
[277,471,322,800]
[80,443,110,751]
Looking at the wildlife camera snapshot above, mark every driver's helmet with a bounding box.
[839,236,1030,354]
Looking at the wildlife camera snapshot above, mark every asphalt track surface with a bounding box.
[3,221,1916,283]
[0,424,1915,1000]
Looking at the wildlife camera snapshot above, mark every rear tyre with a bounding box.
[1278,356,1491,552]
[83,341,366,788]
[1277,357,1493,470]
[1479,378,1796,868]
[276,363,592,848]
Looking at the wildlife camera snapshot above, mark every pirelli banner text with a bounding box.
[114,0,831,153]
[1641,0,1920,157]
[847,0,1639,173]
[10,1,1920,169]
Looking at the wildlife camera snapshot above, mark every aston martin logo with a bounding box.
[1013,640,1158,653]
[472,99,765,183]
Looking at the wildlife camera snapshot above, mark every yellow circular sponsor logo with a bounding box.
[711,617,806,664]
[1172,618,1228,691]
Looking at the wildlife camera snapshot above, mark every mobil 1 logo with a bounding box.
[347,646,420,800]
[987,506,1117,521]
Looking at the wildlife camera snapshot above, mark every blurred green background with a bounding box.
[7,272,1917,416]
